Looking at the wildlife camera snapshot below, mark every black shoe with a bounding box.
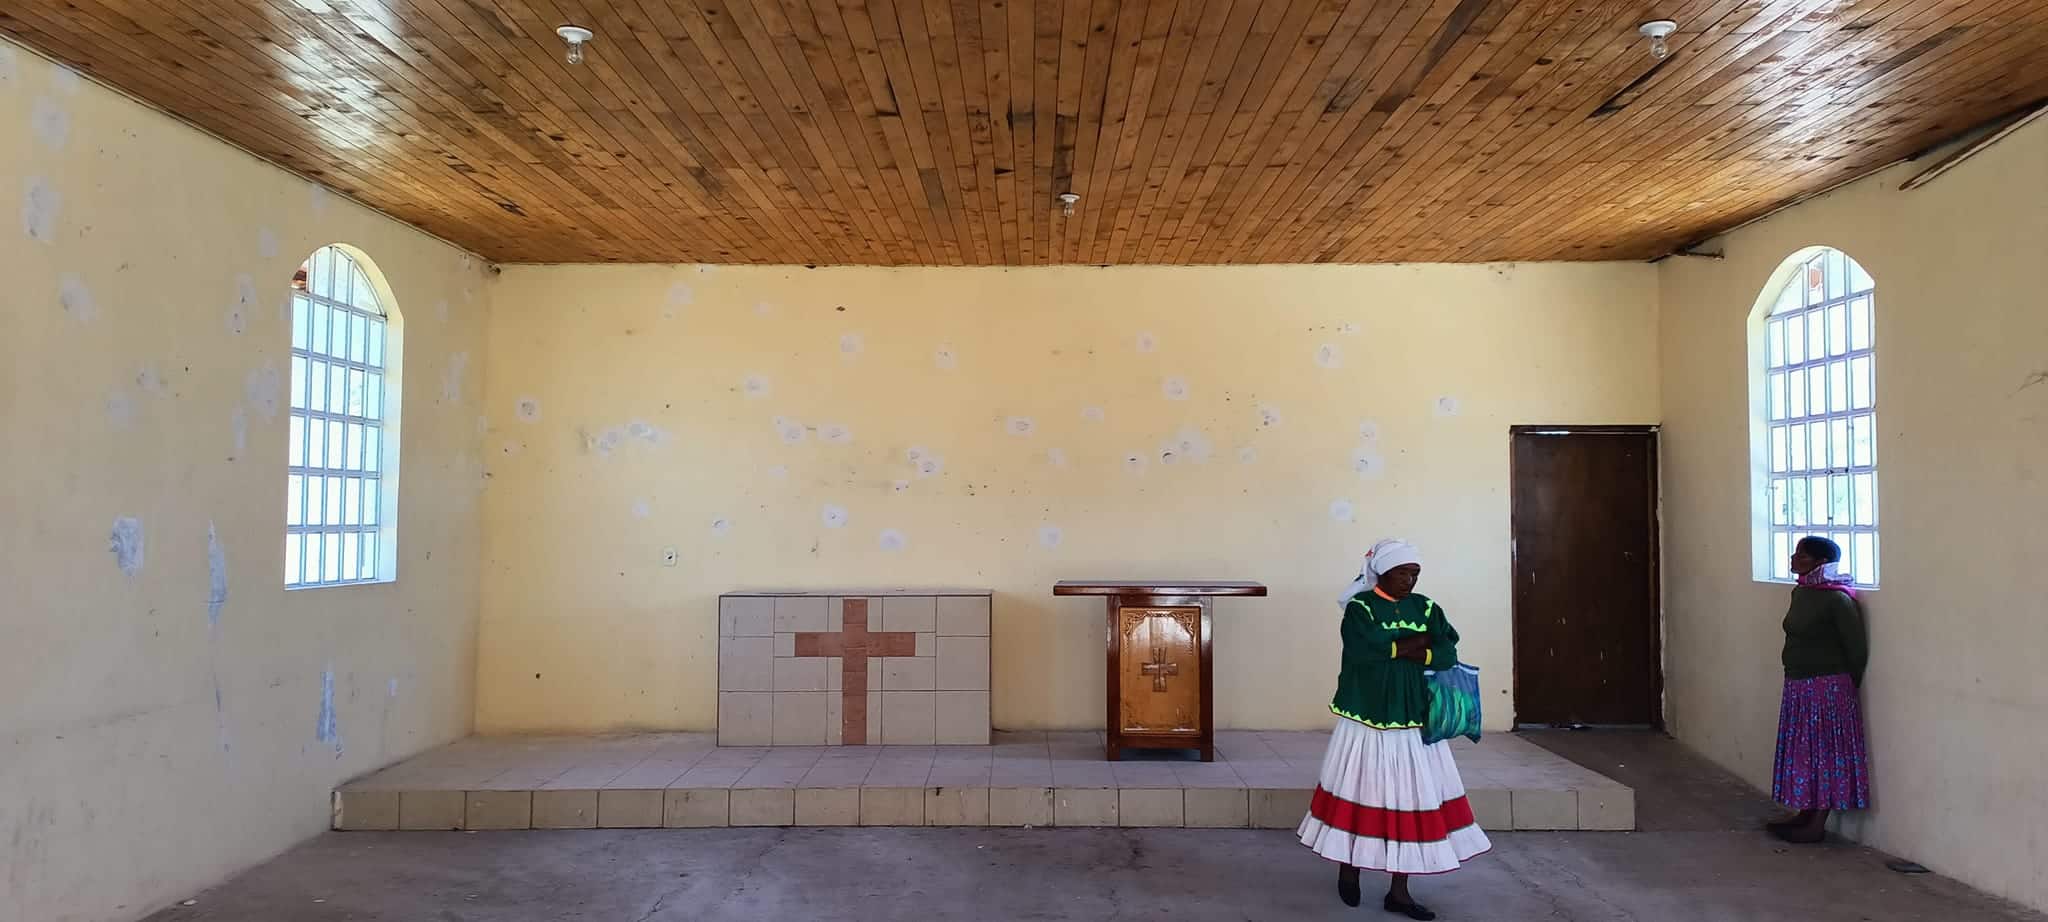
[1384,894,1436,920]
[1337,867,1361,907]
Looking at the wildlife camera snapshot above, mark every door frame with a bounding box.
[1507,425,1664,729]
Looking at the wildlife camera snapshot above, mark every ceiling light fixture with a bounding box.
[1058,192,1079,217]
[556,25,594,65]
[1638,20,1677,60]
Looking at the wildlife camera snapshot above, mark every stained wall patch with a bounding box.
[58,275,96,322]
[22,177,59,243]
[109,517,145,576]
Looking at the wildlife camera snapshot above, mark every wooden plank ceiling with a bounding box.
[5,1,2045,264]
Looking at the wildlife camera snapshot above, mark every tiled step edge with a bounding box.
[334,785,1633,832]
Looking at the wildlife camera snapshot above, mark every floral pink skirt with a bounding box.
[1771,674,1871,810]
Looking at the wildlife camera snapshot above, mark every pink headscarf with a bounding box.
[1796,560,1858,599]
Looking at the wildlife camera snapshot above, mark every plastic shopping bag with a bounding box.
[1422,663,1483,745]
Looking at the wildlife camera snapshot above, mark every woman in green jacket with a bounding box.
[1298,539,1490,920]
[1767,536,1872,843]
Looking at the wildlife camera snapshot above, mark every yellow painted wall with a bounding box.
[1658,115,2048,909]
[1,40,487,922]
[479,261,1659,734]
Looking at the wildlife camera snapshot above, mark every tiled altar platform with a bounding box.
[334,730,1633,832]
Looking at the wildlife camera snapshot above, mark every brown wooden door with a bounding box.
[1510,428,1662,727]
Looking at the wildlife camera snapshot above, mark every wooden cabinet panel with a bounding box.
[1116,608,1201,735]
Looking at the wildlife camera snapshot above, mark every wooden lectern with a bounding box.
[1053,581,1267,761]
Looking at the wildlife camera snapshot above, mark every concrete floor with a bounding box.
[145,733,2042,922]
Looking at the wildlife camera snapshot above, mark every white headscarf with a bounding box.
[1341,539,1422,602]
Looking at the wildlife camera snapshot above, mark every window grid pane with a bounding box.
[286,246,393,589]
[1759,250,1878,586]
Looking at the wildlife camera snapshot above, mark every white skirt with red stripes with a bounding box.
[1296,719,1492,874]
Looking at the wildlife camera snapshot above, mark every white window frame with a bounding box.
[286,244,403,588]
[1749,246,1878,586]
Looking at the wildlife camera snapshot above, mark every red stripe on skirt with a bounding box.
[1308,786,1477,843]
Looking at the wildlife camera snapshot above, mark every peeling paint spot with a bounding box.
[775,417,808,444]
[1006,416,1035,436]
[1329,499,1356,523]
[22,176,59,243]
[1257,404,1283,428]
[915,456,944,478]
[231,406,248,459]
[935,346,958,370]
[1163,377,1189,401]
[1340,322,1359,335]
[105,391,135,428]
[1352,446,1385,479]
[1038,525,1064,549]
[627,421,667,445]
[315,667,342,754]
[59,275,96,322]
[664,282,693,319]
[245,363,282,420]
[839,332,864,357]
[516,397,542,422]
[1136,332,1158,353]
[891,479,911,493]
[584,426,624,456]
[819,423,853,444]
[1359,420,1381,440]
[878,528,907,552]
[228,274,258,334]
[1168,427,1213,463]
[630,499,652,519]
[906,446,928,464]
[206,522,229,627]
[1082,406,1105,424]
[743,374,771,398]
[136,365,165,395]
[31,95,70,150]
[1316,344,1342,368]
[1047,447,1068,468]
[822,504,849,529]
[1435,396,1462,417]
[109,517,145,576]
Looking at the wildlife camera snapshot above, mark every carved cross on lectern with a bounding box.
[1140,634,1179,692]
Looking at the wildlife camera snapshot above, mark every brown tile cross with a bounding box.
[792,599,916,745]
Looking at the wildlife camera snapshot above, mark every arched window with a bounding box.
[1753,247,1877,585]
[286,245,402,588]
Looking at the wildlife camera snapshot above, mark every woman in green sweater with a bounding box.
[1768,536,1871,843]
[1298,539,1490,920]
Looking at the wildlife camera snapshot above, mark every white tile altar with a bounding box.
[718,589,993,746]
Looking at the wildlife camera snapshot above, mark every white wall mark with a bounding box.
[22,177,59,243]
[878,529,907,552]
[1316,344,1342,369]
[1329,499,1356,523]
[630,498,652,519]
[1124,453,1147,474]
[257,227,280,260]
[1352,446,1385,479]
[315,667,342,755]
[309,182,331,215]
[711,517,733,538]
[0,44,16,83]
[1136,332,1158,353]
[206,522,229,628]
[1047,447,1068,468]
[891,479,911,493]
[1257,404,1283,428]
[1358,420,1381,440]
[227,274,258,334]
[743,374,771,398]
[30,95,70,150]
[1163,377,1189,401]
[768,464,789,480]
[820,423,853,444]
[1435,396,1462,417]
[935,346,958,370]
[50,64,81,94]
[775,417,808,444]
[1082,406,1106,424]
[1006,416,1035,436]
[915,456,944,478]
[1238,446,1258,464]
[245,362,282,420]
[821,505,849,529]
[442,352,470,403]
[1038,525,1064,549]
[1340,322,1359,335]
[58,274,95,322]
[105,391,135,429]
[136,365,165,395]
[434,299,450,323]
[109,517,145,576]
[231,406,249,459]
[839,332,865,358]
[516,397,542,422]
[664,282,693,319]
